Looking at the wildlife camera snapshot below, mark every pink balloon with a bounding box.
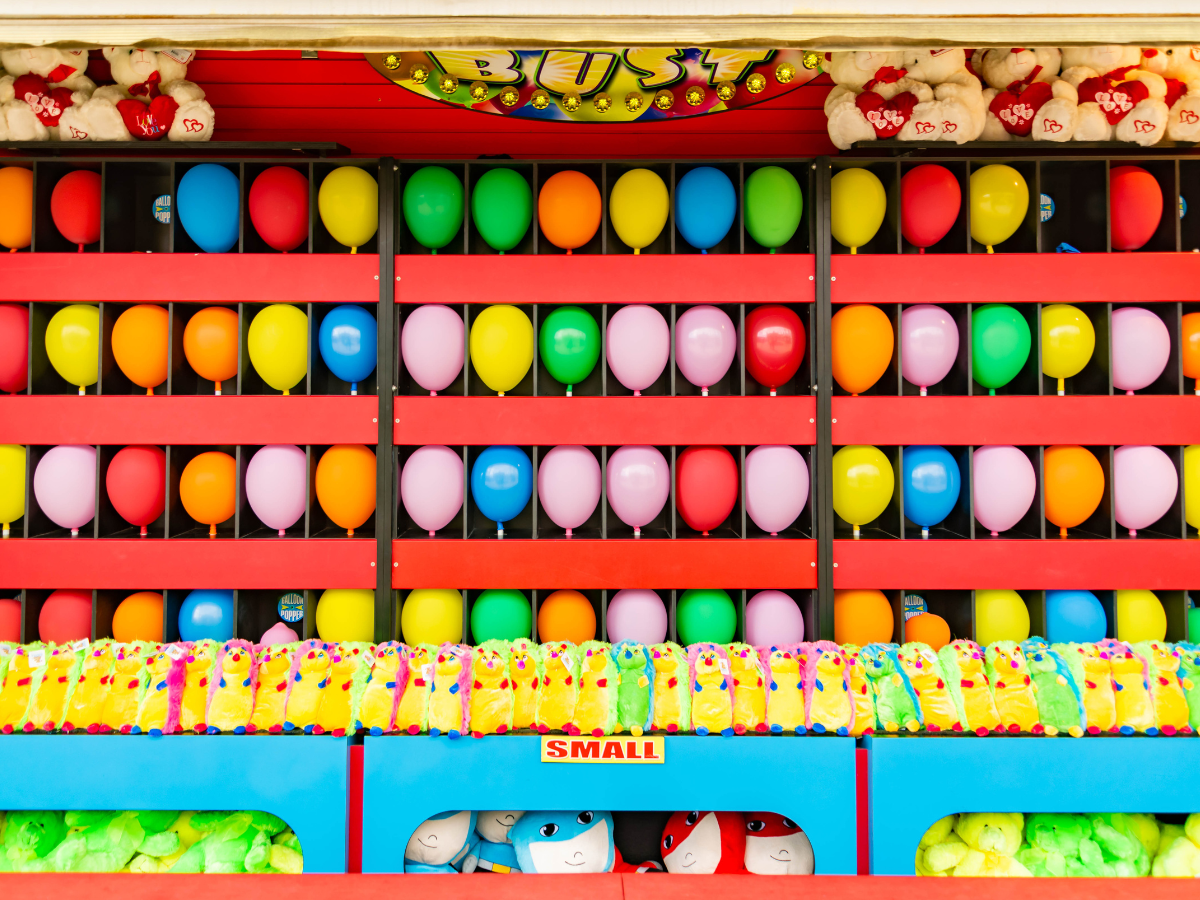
[33,445,96,534]
[261,622,299,645]
[972,445,1036,536]
[401,304,464,394]
[537,445,601,535]
[400,445,464,536]
[900,304,959,393]
[606,589,668,644]
[745,590,805,646]
[606,305,669,395]
[745,445,809,535]
[1114,444,1178,537]
[606,445,670,536]
[676,305,736,394]
[245,444,307,535]
[1111,306,1170,394]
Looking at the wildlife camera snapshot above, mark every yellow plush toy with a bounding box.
[985,642,1041,734]
[1153,816,1200,877]
[841,644,878,736]
[283,640,332,734]
[952,813,1032,877]
[1102,639,1156,735]
[63,639,115,734]
[727,642,767,734]
[248,642,297,734]
[358,641,406,735]
[1133,640,1192,736]
[915,815,968,876]
[762,644,806,735]
[509,638,540,731]
[468,640,514,737]
[178,639,220,734]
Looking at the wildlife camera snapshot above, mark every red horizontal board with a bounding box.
[189,59,379,84]
[394,538,817,589]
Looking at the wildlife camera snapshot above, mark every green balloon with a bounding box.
[539,305,600,391]
[471,168,533,252]
[470,589,532,642]
[402,165,464,250]
[744,166,803,250]
[676,589,737,646]
[972,304,1032,392]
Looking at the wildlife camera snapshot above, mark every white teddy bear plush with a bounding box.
[901,49,986,143]
[972,48,1078,142]
[974,48,1061,92]
[824,50,930,149]
[1059,46,1168,145]
[1141,47,1200,141]
[0,47,96,141]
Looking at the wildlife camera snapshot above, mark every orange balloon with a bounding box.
[183,307,239,393]
[1043,444,1105,537]
[538,171,601,252]
[834,588,894,646]
[112,305,168,393]
[905,613,951,650]
[112,591,164,642]
[832,304,894,395]
[179,451,236,536]
[537,589,596,644]
[0,167,33,250]
[1183,312,1200,384]
[315,444,377,536]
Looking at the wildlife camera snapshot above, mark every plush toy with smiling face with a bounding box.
[938,639,1000,736]
[512,811,615,874]
[613,640,653,736]
[984,641,1041,735]
[357,641,408,735]
[1021,637,1085,737]
[1140,48,1200,141]
[1059,46,1170,145]
[205,639,257,734]
[661,811,745,874]
[61,639,115,734]
[462,811,525,873]
[404,811,478,873]
[468,640,514,737]
[0,48,96,141]
[972,47,1079,142]
[744,813,814,875]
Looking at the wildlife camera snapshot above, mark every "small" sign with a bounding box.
[541,736,664,764]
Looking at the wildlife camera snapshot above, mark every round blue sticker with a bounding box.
[1039,193,1054,223]
[1181,196,1188,219]
[154,194,172,225]
[902,593,927,621]
[278,592,305,623]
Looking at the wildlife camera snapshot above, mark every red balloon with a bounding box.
[39,589,92,643]
[1110,165,1163,251]
[249,166,310,252]
[745,305,805,392]
[0,598,19,642]
[50,170,101,250]
[901,164,961,249]
[0,303,29,394]
[675,445,739,534]
[106,445,166,535]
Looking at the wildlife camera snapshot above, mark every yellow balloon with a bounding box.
[401,588,463,645]
[315,588,375,642]
[45,304,99,393]
[1041,303,1095,390]
[831,168,886,252]
[832,444,894,529]
[970,164,1028,251]
[1184,445,1200,530]
[609,168,669,253]
[318,166,379,251]
[248,304,308,394]
[1116,589,1167,643]
[0,444,26,531]
[974,589,1030,647]
[469,304,533,395]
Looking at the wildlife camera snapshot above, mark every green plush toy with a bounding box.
[613,640,652,737]
[170,811,288,873]
[862,643,921,733]
[0,811,67,872]
[269,829,304,874]
[1016,813,1094,877]
[1021,637,1084,737]
[915,814,967,876]
[45,810,179,873]
[1079,813,1153,877]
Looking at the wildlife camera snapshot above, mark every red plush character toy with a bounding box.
[744,812,815,875]
[661,811,746,874]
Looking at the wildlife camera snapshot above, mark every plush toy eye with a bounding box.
[747,819,765,832]
[783,817,799,829]
[577,812,594,825]
[540,823,559,837]
[663,834,674,850]
[685,811,700,826]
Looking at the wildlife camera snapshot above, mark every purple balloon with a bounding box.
[33,444,96,534]
[245,444,307,535]
[606,305,669,395]
[606,445,670,536]
[675,305,736,394]
[400,444,464,536]
[1114,444,1178,537]
[972,445,1036,536]
[401,304,465,395]
[901,304,959,393]
[1112,306,1170,394]
[537,445,601,535]
[745,590,805,646]
[745,445,810,535]
[606,589,668,644]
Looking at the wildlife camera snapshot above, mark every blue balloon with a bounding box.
[178,164,240,253]
[318,304,378,390]
[675,166,736,252]
[471,445,532,532]
[1046,590,1107,644]
[178,589,234,642]
[902,445,961,530]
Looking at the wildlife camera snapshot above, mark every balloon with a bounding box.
[112,591,164,643]
[1043,445,1105,537]
[901,164,961,249]
[315,444,377,536]
[832,445,894,532]
[675,445,738,534]
[401,589,463,645]
[249,166,309,252]
[470,589,532,642]
[905,613,950,651]
[472,168,533,252]
[248,304,308,394]
[538,170,601,252]
[539,306,600,394]
[969,164,1028,251]
[831,168,886,252]
[1116,589,1166,643]
[1186,445,1200,530]
[178,164,240,253]
[972,445,1036,536]
[401,305,465,395]
[0,444,26,535]
[34,445,96,534]
[744,166,802,251]
[1041,304,1095,393]
[833,589,893,646]
[400,445,464,536]
[262,622,299,646]
[537,445,601,535]
[0,598,18,642]
[675,166,736,251]
[471,445,532,534]
[183,307,239,394]
[0,303,29,393]
[1113,444,1178,537]
[50,170,101,250]
[676,305,736,394]
[745,590,805,646]
[900,304,959,394]
[745,445,809,535]
[606,305,669,395]
[470,305,533,395]
[179,450,236,536]
[745,305,805,393]
[1045,590,1106,644]
[606,589,668,644]
[1110,165,1163,251]
[1111,306,1169,394]
[537,590,596,644]
[316,588,375,642]
[974,590,1030,646]
[606,445,670,536]
[39,589,92,644]
[831,305,893,395]
[111,305,168,393]
[609,168,669,253]
[902,445,961,533]
[244,444,307,535]
[0,167,32,250]
[45,304,99,394]
[106,445,166,536]
[971,304,1031,393]
[178,589,234,642]
[676,589,736,645]
[1183,312,1200,393]
[318,304,377,391]
[319,165,379,251]
[403,165,464,251]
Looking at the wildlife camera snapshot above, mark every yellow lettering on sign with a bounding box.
[535,50,619,96]
[623,48,687,89]
[428,51,522,84]
[699,49,773,84]
[541,736,665,764]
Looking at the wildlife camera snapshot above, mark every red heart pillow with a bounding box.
[117,95,179,140]
[988,81,1053,136]
[1078,77,1149,124]
[12,74,75,127]
[855,90,919,138]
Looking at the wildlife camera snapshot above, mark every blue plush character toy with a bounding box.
[403,810,478,873]
[510,811,615,873]
[462,810,525,873]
